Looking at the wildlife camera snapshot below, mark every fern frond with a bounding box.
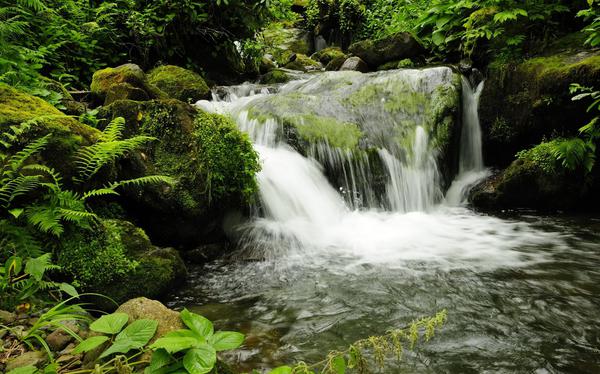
[100,117,126,142]
[16,0,45,12]
[110,175,177,189]
[0,175,42,208]
[59,208,98,225]
[8,134,51,172]
[75,136,156,181]
[25,205,63,237]
[22,164,63,186]
[82,188,119,200]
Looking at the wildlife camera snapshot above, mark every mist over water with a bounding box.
[177,70,600,373]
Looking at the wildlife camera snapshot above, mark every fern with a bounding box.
[110,175,176,189]
[16,0,45,12]
[99,116,125,142]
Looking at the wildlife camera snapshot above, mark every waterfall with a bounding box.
[445,76,490,206]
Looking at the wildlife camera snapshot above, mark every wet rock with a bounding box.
[105,82,150,105]
[6,351,47,371]
[260,55,277,74]
[116,298,183,343]
[348,32,425,68]
[91,64,165,104]
[325,56,346,71]
[311,47,346,66]
[260,69,292,84]
[148,65,210,103]
[284,53,323,72]
[184,243,230,264]
[340,57,369,73]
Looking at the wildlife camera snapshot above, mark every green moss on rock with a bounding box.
[311,47,347,65]
[91,64,166,103]
[348,32,424,68]
[260,69,292,84]
[148,65,210,103]
[285,114,362,149]
[58,219,186,305]
[284,54,323,72]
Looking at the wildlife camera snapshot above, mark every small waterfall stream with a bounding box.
[172,69,600,373]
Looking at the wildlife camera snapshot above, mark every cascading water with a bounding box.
[445,76,491,205]
[173,69,600,373]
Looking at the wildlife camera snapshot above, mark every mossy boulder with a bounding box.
[99,99,260,248]
[480,47,600,167]
[0,83,100,181]
[284,53,323,72]
[91,64,165,104]
[148,65,210,103]
[377,58,415,71]
[311,47,347,66]
[260,69,292,84]
[348,32,425,68]
[325,56,347,71]
[262,23,314,65]
[58,219,186,307]
[104,82,150,105]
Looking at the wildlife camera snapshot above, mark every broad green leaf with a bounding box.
[432,31,445,46]
[147,349,173,372]
[9,208,24,218]
[25,254,51,280]
[183,344,216,374]
[7,366,38,374]
[209,331,244,351]
[150,336,200,353]
[99,319,158,358]
[268,366,293,374]
[332,356,346,374]
[72,335,110,354]
[181,309,213,338]
[90,313,129,334]
[6,256,22,276]
[59,283,78,297]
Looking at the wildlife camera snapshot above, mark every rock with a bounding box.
[0,83,101,182]
[6,351,47,371]
[0,310,16,323]
[58,219,187,307]
[284,53,323,72]
[104,82,150,105]
[260,55,277,74]
[45,324,78,351]
[348,32,425,68]
[325,56,346,71]
[184,243,230,264]
[260,69,292,84]
[479,42,600,167]
[98,99,260,248]
[262,24,314,65]
[148,65,210,103]
[90,64,165,104]
[311,47,346,66]
[116,298,184,342]
[377,58,415,71]
[339,57,369,73]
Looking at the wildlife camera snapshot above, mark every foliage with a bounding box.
[306,0,366,40]
[148,308,244,374]
[578,0,600,47]
[358,0,431,40]
[267,310,447,374]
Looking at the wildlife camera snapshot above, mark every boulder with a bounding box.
[348,32,425,68]
[260,69,292,84]
[339,57,369,73]
[116,297,184,343]
[311,47,346,66]
[479,39,600,167]
[104,82,150,105]
[262,23,314,65]
[90,64,165,104]
[284,53,323,72]
[260,55,277,74]
[0,83,100,182]
[148,65,210,103]
[58,219,187,306]
[98,99,260,248]
[45,324,78,352]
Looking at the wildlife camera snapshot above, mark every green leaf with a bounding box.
[181,309,213,338]
[100,319,158,359]
[72,336,110,354]
[332,356,346,374]
[59,283,79,297]
[7,366,38,374]
[150,333,200,354]
[209,331,244,351]
[90,312,129,334]
[9,208,24,218]
[432,31,446,46]
[25,253,51,280]
[268,366,293,374]
[183,344,216,374]
[148,349,173,372]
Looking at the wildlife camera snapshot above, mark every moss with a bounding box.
[148,65,210,103]
[262,23,312,64]
[286,114,362,149]
[284,54,323,72]
[58,219,186,305]
[345,80,427,114]
[105,82,150,105]
[260,69,291,84]
[311,47,346,65]
[326,56,347,71]
[91,64,166,102]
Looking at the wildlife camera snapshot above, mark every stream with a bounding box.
[167,69,600,373]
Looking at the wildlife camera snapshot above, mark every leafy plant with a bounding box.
[267,310,447,374]
[578,0,600,47]
[148,308,244,374]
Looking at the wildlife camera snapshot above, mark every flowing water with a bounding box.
[170,70,600,373]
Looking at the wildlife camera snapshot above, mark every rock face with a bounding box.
[348,32,425,68]
[148,65,210,103]
[58,219,187,306]
[339,57,369,72]
[262,24,314,65]
[116,297,184,342]
[311,47,347,66]
[99,99,260,247]
[284,53,323,72]
[479,49,600,167]
[91,64,165,104]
